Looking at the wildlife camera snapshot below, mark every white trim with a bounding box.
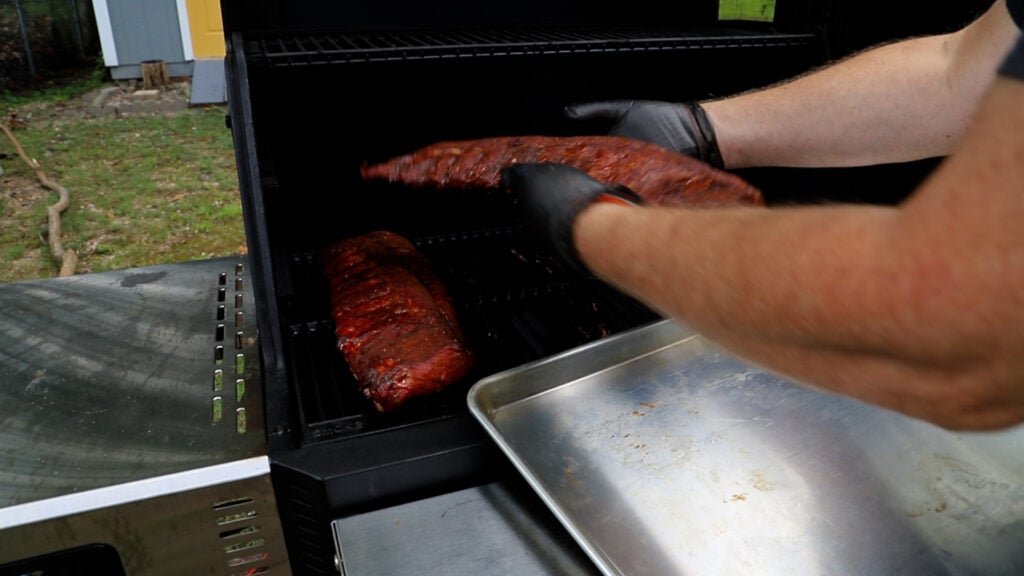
[90,0,118,66]
[0,456,270,530]
[177,0,195,62]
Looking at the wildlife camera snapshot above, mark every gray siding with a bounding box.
[107,0,185,68]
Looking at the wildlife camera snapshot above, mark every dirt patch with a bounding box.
[0,172,47,208]
[86,79,193,117]
[7,78,194,125]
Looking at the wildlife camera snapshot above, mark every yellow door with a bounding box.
[186,0,226,58]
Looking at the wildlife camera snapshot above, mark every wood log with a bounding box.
[0,120,77,276]
[141,60,170,91]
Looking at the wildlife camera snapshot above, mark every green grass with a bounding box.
[719,0,776,21]
[0,95,245,283]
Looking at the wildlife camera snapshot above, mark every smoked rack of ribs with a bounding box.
[322,230,475,412]
[360,135,764,207]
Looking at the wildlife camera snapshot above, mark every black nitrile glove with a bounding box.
[565,100,724,168]
[502,163,642,274]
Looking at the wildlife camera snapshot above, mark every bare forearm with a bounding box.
[574,203,918,355]
[704,0,1017,168]
[573,73,1024,429]
[575,199,1021,429]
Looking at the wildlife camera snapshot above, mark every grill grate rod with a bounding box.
[246,26,820,66]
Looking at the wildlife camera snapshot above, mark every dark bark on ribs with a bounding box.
[361,135,764,207]
[323,231,475,412]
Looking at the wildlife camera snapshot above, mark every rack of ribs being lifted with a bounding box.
[360,135,764,207]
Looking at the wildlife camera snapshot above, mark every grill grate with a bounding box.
[245,26,821,67]
[282,226,658,444]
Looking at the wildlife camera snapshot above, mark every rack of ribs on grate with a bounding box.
[322,231,475,412]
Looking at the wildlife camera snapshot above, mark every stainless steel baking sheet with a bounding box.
[468,320,1024,576]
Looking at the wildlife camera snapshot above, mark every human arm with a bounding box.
[570,1,1018,169]
[569,74,1024,430]
[705,0,1019,168]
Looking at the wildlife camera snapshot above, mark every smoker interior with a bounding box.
[242,22,829,431]
[228,25,847,571]
[229,21,869,575]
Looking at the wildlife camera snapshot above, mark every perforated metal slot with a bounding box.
[209,492,279,575]
[211,265,253,434]
[213,497,255,510]
[217,509,259,526]
[225,538,266,554]
[220,524,262,539]
[227,553,269,568]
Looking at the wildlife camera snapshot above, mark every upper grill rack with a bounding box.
[244,25,822,67]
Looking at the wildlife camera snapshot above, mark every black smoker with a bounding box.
[218,1,990,573]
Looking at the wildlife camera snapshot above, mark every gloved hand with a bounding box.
[565,100,724,168]
[502,163,642,274]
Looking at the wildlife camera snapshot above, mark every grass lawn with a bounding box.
[0,81,245,283]
[720,0,776,21]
